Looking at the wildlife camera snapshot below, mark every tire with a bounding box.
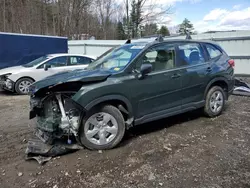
[15,78,34,95]
[204,86,226,117]
[79,105,125,150]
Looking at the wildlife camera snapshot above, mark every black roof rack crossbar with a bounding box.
[125,39,131,44]
[185,31,192,39]
[155,35,164,42]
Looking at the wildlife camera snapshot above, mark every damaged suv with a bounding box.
[29,37,235,150]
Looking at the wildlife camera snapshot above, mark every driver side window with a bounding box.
[136,45,176,72]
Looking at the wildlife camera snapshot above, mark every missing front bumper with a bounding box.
[0,79,15,92]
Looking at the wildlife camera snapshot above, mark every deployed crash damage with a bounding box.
[31,92,83,144]
[27,89,86,163]
[26,67,115,163]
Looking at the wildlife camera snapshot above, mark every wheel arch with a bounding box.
[204,77,229,99]
[84,95,134,121]
[15,76,36,84]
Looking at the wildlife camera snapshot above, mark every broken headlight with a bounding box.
[5,79,14,90]
[0,73,12,86]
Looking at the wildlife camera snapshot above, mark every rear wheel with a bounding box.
[79,105,125,150]
[204,86,226,117]
[15,78,34,95]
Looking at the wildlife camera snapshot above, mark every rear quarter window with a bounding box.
[205,44,222,59]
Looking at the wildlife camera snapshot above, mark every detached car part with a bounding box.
[233,78,250,97]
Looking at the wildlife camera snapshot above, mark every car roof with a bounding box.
[163,38,219,44]
[129,38,219,47]
[46,53,96,59]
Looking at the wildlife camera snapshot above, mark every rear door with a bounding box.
[66,56,94,71]
[176,42,211,107]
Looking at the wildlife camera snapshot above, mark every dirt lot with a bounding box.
[1,81,250,188]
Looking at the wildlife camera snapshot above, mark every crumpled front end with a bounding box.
[29,92,85,145]
[0,74,15,92]
[27,91,86,164]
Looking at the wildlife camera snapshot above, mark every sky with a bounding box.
[140,0,250,33]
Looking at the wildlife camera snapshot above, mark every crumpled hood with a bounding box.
[0,66,26,76]
[32,69,111,91]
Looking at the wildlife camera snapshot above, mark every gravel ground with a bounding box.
[1,80,250,188]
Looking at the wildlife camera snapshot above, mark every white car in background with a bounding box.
[0,53,96,94]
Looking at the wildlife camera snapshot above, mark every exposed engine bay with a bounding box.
[34,93,83,144]
[26,92,85,164]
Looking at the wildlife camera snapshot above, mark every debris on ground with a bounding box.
[25,137,83,165]
[233,78,250,96]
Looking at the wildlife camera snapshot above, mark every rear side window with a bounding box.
[205,44,222,59]
[68,56,92,66]
[177,43,205,67]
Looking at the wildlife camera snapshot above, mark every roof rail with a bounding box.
[155,35,164,42]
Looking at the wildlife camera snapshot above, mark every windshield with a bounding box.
[86,44,145,71]
[22,56,49,67]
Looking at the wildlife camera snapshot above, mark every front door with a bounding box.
[127,43,183,120]
[34,56,68,81]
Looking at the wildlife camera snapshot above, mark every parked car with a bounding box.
[29,38,235,150]
[0,53,96,94]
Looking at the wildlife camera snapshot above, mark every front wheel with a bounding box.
[79,105,125,150]
[204,86,226,117]
[15,78,34,95]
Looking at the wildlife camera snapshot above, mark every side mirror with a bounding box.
[44,64,51,71]
[139,63,152,79]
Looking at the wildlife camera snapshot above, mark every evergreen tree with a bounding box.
[178,18,194,35]
[143,23,158,36]
[116,21,126,39]
[130,0,143,38]
[158,25,170,36]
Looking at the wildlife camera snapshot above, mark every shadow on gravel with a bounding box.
[0,90,18,96]
[122,109,203,145]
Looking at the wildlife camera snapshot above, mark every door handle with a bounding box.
[171,73,181,79]
[207,67,212,72]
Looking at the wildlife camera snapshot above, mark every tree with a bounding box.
[0,0,172,40]
[143,23,158,36]
[178,18,194,35]
[130,0,143,38]
[116,21,126,39]
[158,25,170,36]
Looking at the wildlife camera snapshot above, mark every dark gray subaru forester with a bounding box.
[29,37,235,150]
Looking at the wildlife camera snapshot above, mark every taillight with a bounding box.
[228,59,235,68]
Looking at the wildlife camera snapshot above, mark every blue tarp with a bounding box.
[0,32,68,69]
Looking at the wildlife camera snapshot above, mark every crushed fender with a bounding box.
[233,78,250,97]
[25,137,83,165]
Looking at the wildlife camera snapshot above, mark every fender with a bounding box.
[85,94,134,117]
[204,76,229,99]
